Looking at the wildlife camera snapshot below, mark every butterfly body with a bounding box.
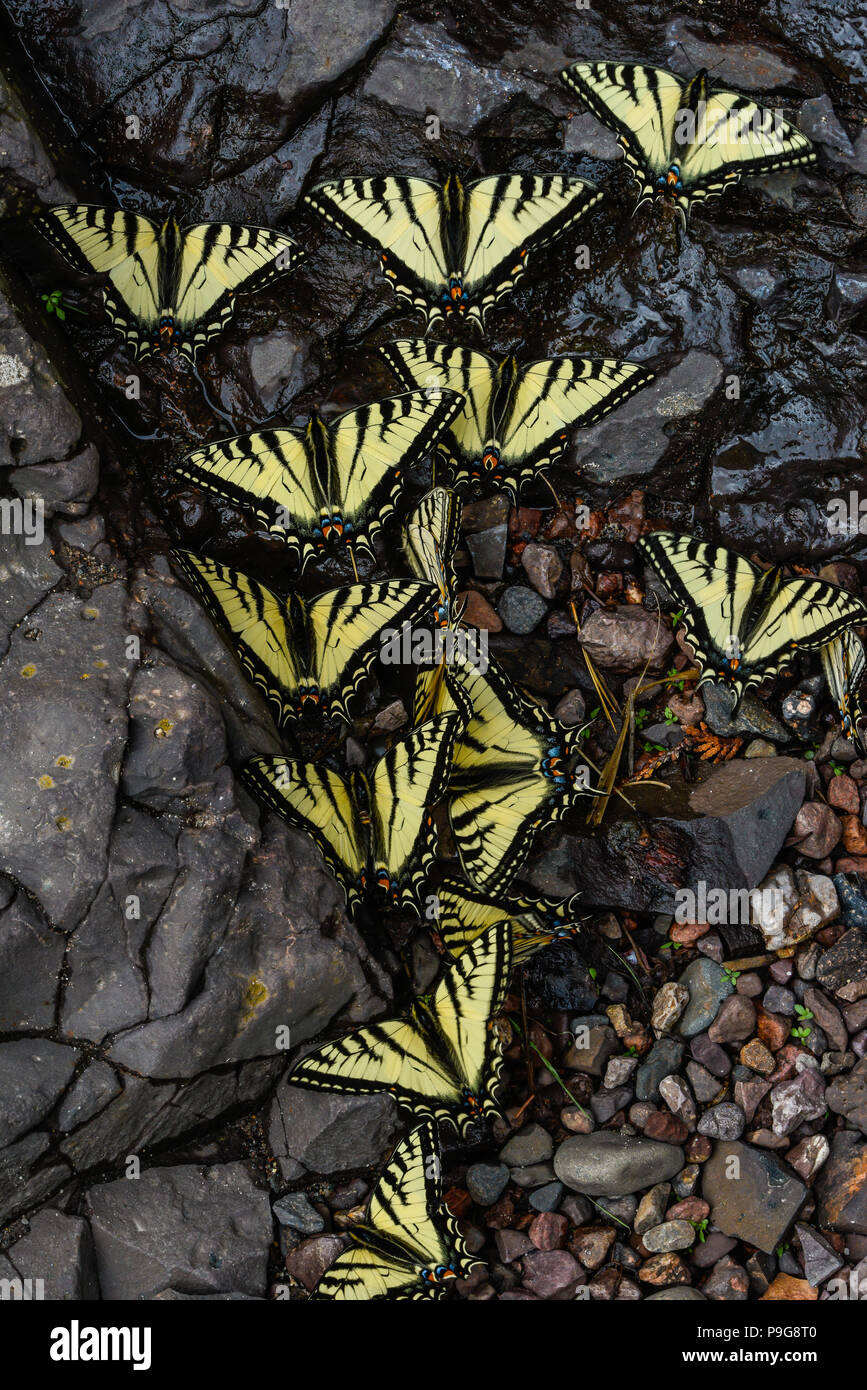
[560,62,816,227]
[38,204,303,359]
[306,173,600,328]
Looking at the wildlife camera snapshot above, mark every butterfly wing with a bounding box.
[327,391,465,562]
[290,1015,464,1124]
[170,550,307,729]
[742,575,867,689]
[381,341,495,483]
[240,757,366,913]
[171,222,303,359]
[436,876,583,963]
[307,579,439,723]
[368,714,462,913]
[493,356,656,500]
[305,176,448,320]
[678,92,816,210]
[38,205,163,356]
[460,174,602,325]
[402,487,462,596]
[822,631,866,753]
[560,62,685,201]
[637,531,760,693]
[172,427,321,568]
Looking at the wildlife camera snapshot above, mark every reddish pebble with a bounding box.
[756,1005,790,1051]
[529,1212,568,1251]
[670,920,710,945]
[643,1112,689,1144]
[667,1197,710,1222]
[685,1134,713,1163]
[457,589,503,632]
[842,813,867,855]
[828,774,860,814]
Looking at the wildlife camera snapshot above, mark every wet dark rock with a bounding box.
[268,1080,400,1180]
[84,1163,272,1300]
[572,352,723,491]
[0,1209,99,1300]
[364,18,531,134]
[7,0,401,185]
[497,586,547,634]
[554,1132,684,1197]
[815,1131,867,1234]
[530,757,805,914]
[825,1057,867,1134]
[702,1141,807,1253]
[467,524,508,581]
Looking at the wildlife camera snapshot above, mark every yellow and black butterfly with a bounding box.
[290,921,512,1136]
[171,550,440,727]
[448,658,595,896]
[433,876,583,965]
[822,630,866,753]
[170,391,464,573]
[383,340,654,501]
[312,1122,482,1300]
[38,205,302,358]
[241,715,460,916]
[560,62,816,226]
[638,532,867,710]
[305,173,601,328]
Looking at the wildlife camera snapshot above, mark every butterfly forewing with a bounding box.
[241,757,366,911]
